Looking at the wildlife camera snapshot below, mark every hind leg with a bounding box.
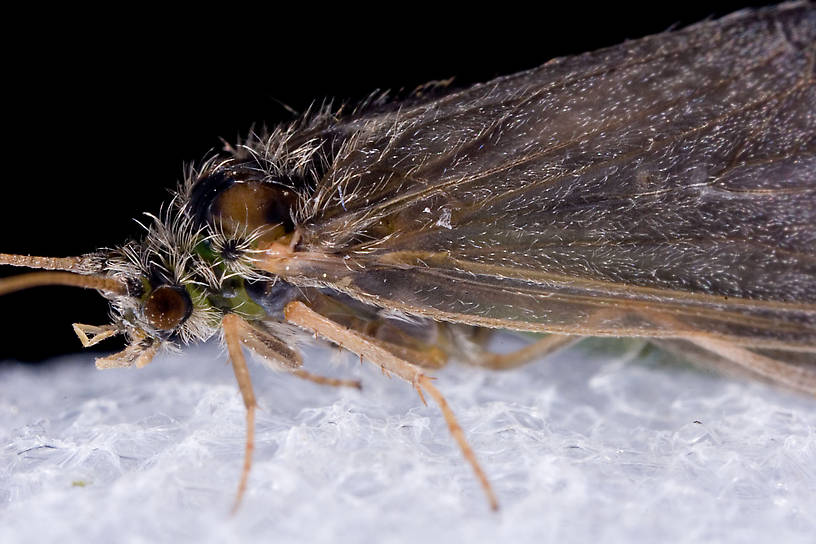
[655,337,816,395]
[448,326,584,370]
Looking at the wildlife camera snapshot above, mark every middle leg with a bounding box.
[284,300,500,511]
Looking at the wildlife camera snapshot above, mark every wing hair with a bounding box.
[264,3,816,348]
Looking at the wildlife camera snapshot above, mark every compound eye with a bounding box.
[189,169,298,238]
[213,181,296,243]
[143,285,192,331]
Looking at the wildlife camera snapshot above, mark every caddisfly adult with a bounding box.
[1,2,814,512]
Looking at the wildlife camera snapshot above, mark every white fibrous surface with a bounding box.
[1,335,815,543]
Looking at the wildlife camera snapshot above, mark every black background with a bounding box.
[0,1,772,362]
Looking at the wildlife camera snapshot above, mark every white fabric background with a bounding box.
[1,335,815,543]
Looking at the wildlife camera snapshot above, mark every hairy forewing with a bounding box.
[262,4,815,351]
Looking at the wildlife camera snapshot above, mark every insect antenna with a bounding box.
[0,252,86,271]
[0,253,127,296]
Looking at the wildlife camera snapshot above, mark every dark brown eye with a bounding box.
[143,285,192,331]
[215,181,295,236]
[188,168,299,244]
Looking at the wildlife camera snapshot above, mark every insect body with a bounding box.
[1,2,814,511]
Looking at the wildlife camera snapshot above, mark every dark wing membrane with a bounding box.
[283,3,816,348]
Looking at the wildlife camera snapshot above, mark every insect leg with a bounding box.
[461,332,584,370]
[284,301,499,511]
[685,337,816,395]
[93,336,159,369]
[289,368,363,389]
[72,323,120,347]
[221,313,258,514]
[638,308,816,394]
[231,314,362,389]
[300,289,449,369]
